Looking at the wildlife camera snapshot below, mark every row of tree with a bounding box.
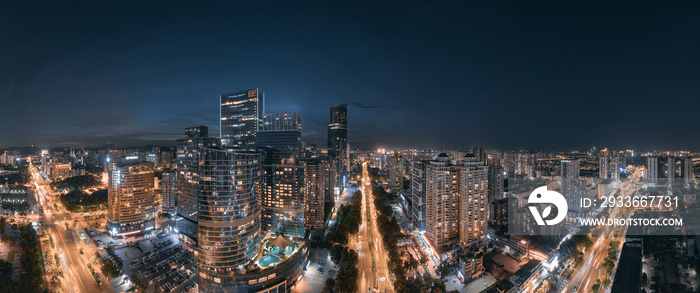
[0,225,50,293]
[372,184,455,293]
[329,190,363,244]
[371,185,410,291]
[324,245,359,293]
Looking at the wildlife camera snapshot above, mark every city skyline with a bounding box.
[3,1,700,150]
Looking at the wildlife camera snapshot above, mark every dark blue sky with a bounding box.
[2,1,700,151]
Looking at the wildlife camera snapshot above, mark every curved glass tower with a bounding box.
[198,148,261,291]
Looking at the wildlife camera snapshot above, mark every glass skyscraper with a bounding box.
[176,125,219,244]
[220,89,264,149]
[197,148,262,291]
[327,104,347,201]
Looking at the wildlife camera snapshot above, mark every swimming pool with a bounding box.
[258,254,281,267]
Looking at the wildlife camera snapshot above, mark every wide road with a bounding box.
[562,174,640,293]
[30,164,110,293]
[350,162,394,293]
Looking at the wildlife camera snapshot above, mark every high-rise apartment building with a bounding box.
[560,159,581,213]
[411,160,427,232]
[220,89,264,149]
[107,161,156,237]
[682,156,693,185]
[668,156,675,185]
[305,158,327,236]
[327,104,347,200]
[487,165,504,203]
[257,111,306,238]
[176,125,219,243]
[425,154,461,249]
[260,149,306,238]
[647,156,658,185]
[161,170,176,214]
[459,161,488,248]
[389,153,404,194]
[599,156,609,179]
[197,148,262,291]
[611,157,620,181]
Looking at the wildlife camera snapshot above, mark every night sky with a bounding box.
[2,1,700,151]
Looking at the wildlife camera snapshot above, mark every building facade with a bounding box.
[411,160,427,232]
[425,154,460,249]
[220,89,264,149]
[304,158,327,236]
[327,104,347,200]
[161,171,176,214]
[198,148,262,292]
[260,149,306,238]
[459,161,488,248]
[176,125,219,243]
[107,161,156,238]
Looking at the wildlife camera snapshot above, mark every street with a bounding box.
[29,164,109,293]
[349,162,394,293]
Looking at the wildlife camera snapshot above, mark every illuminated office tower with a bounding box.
[161,170,176,214]
[560,159,581,212]
[197,148,262,291]
[107,161,156,237]
[425,153,460,249]
[176,125,219,244]
[327,104,347,199]
[459,161,488,248]
[256,112,301,154]
[305,158,327,236]
[220,89,264,149]
[599,156,609,179]
[647,156,658,185]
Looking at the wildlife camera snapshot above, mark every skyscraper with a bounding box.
[260,149,306,238]
[599,156,609,179]
[411,160,427,232]
[486,165,504,203]
[305,158,327,236]
[197,148,262,292]
[257,112,306,238]
[459,161,489,248]
[425,153,460,249]
[256,112,302,154]
[107,161,156,238]
[682,156,693,185]
[220,89,264,149]
[327,104,347,199]
[668,156,675,185]
[560,159,580,213]
[161,170,176,214]
[389,153,404,194]
[611,157,620,181]
[176,125,219,244]
[647,156,658,185]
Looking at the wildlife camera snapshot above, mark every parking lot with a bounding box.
[291,248,336,293]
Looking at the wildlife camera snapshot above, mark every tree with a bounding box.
[322,278,335,293]
[592,279,601,293]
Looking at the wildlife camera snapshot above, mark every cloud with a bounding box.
[350,102,379,109]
